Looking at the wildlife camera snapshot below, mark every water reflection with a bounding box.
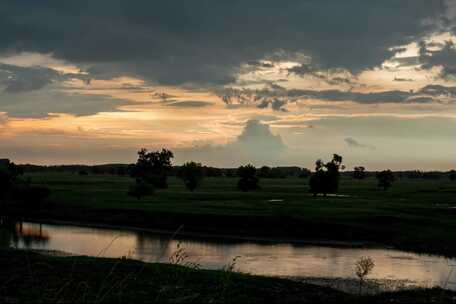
[0,221,455,290]
[0,220,50,248]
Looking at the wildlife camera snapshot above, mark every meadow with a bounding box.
[6,172,456,257]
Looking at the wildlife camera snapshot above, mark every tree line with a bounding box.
[124,149,438,199]
[17,163,310,179]
[3,148,456,202]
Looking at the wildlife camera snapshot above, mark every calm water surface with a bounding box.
[1,222,455,290]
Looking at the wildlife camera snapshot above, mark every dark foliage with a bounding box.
[353,166,367,180]
[309,154,344,196]
[1,159,51,206]
[449,170,456,181]
[237,165,260,192]
[257,166,310,179]
[177,162,205,191]
[376,170,395,190]
[130,148,174,189]
[0,160,22,202]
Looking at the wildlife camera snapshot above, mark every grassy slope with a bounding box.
[6,173,456,256]
[1,249,454,304]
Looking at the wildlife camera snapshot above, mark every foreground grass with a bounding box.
[1,249,454,303]
[5,173,456,256]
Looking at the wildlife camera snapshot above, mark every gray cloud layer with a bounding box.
[0,90,130,118]
[419,40,456,78]
[220,84,456,111]
[165,101,214,108]
[0,0,447,86]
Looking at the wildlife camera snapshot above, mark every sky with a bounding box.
[1,0,456,170]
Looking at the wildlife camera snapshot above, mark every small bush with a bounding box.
[353,166,367,180]
[355,257,375,295]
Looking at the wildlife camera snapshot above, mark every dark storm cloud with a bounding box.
[0,64,59,93]
[0,63,123,117]
[419,40,456,77]
[0,0,446,86]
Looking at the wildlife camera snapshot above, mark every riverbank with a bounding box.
[1,249,455,303]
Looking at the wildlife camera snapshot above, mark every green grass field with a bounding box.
[6,173,456,256]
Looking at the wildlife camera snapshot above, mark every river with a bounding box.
[1,221,455,291]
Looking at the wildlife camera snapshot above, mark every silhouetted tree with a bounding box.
[353,166,367,180]
[177,162,204,191]
[376,170,395,190]
[0,160,50,207]
[0,160,22,203]
[130,148,174,189]
[450,170,456,181]
[237,164,259,192]
[309,154,344,196]
[258,166,272,178]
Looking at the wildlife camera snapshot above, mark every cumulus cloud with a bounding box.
[235,120,285,151]
[175,120,287,166]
